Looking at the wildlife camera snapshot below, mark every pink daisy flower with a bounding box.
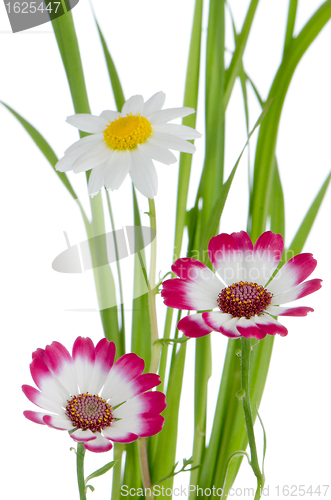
[161,231,322,340]
[22,337,166,453]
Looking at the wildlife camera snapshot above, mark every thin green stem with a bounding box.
[241,338,264,499]
[105,190,126,345]
[138,438,153,500]
[148,198,160,374]
[111,444,125,500]
[76,442,87,500]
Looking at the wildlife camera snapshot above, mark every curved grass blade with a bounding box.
[1,101,78,201]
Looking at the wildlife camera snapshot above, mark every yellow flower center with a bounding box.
[103,113,152,151]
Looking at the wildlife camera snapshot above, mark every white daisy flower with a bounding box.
[56,91,201,198]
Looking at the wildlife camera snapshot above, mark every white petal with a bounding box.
[153,123,201,140]
[148,107,196,124]
[64,134,104,156]
[66,114,108,133]
[70,429,96,442]
[104,150,131,190]
[151,132,196,154]
[100,110,120,122]
[72,142,110,173]
[129,148,158,198]
[88,164,106,196]
[139,140,177,165]
[121,95,144,116]
[143,91,166,117]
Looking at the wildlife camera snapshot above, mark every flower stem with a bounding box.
[138,438,154,500]
[241,337,265,499]
[148,198,161,374]
[76,442,87,500]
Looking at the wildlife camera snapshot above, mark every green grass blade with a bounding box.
[250,0,331,242]
[283,0,298,54]
[288,170,331,255]
[93,16,125,111]
[150,343,187,492]
[0,101,78,201]
[173,0,204,260]
[51,10,90,114]
[198,99,273,260]
[131,187,152,371]
[189,336,212,499]
[223,0,260,109]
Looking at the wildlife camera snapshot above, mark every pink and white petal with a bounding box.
[208,233,248,284]
[266,305,314,317]
[72,142,110,174]
[88,339,116,395]
[43,414,74,430]
[100,110,120,122]
[121,95,144,116]
[44,341,78,396]
[102,420,138,443]
[22,385,64,414]
[148,107,195,124]
[70,429,97,442]
[106,373,161,407]
[72,337,96,393]
[171,258,222,292]
[119,412,164,438]
[177,314,213,338]
[84,432,113,453]
[30,358,70,406]
[254,314,288,337]
[143,91,166,116]
[267,253,317,295]
[23,410,47,425]
[104,150,131,190]
[112,392,166,419]
[236,317,267,340]
[129,148,158,198]
[139,140,177,165]
[66,114,108,133]
[219,317,241,338]
[88,164,106,197]
[230,231,254,253]
[161,278,218,311]
[64,133,104,156]
[101,353,145,401]
[202,312,241,338]
[270,278,322,305]
[152,123,201,140]
[253,232,284,284]
[150,132,196,154]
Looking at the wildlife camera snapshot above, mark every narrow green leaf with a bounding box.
[250,0,331,242]
[85,461,117,483]
[173,0,204,260]
[51,10,90,114]
[189,336,212,499]
[93,16,125,111]
[288,171,331,255]
[131,187,152,372]
[0,101,77,200]
[150,343,187,491]
[198,99,273,259]
[223,0,260,109]
[283,0,298,55]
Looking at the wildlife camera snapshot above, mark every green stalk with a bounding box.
[76,442,87,500]
[148,198,161,374]
[138,438,153,500]
[111,444,125,500]
[240,338,264,499]
[223,0,260,108]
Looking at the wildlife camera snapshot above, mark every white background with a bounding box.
[1,0,330,498]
